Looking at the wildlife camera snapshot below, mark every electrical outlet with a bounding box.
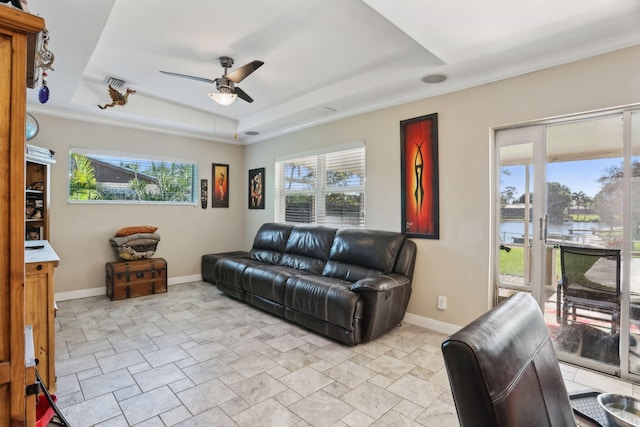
[437,295,447,310]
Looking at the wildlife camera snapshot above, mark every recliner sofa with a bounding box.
[202,222,417,345]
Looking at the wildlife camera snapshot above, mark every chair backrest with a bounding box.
[560,245,621,296]
[441,293,576,427]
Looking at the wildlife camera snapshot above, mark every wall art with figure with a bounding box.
[248,167,265,209]
[400,113,439,239]
[212,163,229,208]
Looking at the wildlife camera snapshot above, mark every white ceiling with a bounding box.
[20,0,640,144]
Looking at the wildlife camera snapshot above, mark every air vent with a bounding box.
[103,76,127,88]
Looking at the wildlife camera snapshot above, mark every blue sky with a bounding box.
[501,158,622,200]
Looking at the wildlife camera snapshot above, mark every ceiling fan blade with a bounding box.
[225,60,264,83]
[159,70,215,84]
[233,86,254,103]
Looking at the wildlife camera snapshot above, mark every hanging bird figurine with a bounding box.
[98,85,136,110]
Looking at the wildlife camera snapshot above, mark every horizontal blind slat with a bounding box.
[275,146,365,228]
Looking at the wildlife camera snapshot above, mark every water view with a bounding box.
[500,220,617,248]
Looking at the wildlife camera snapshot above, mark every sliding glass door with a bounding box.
[495,110,640,378]
[629,110,640,376]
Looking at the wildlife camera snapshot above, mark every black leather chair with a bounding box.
[441,293,576,427]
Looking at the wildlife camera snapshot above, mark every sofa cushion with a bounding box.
[279,226,336,275]
[214,258,259,290]
[322,229,406,281]
[243,265,301,304]
[285,275,360,331]
[250,223,294,264]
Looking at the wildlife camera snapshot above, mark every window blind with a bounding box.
[275,144,366,228]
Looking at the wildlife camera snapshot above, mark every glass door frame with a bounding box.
[493,125,546,306]
[493,105,640,381]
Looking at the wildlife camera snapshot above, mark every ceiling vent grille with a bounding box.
[103,76,127,88]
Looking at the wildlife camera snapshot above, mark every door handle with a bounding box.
[539,216,548,242]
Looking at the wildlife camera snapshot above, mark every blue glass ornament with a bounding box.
[38,85,50,104]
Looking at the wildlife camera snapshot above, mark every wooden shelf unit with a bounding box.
[0,5,46,425]
[25,152,54,241]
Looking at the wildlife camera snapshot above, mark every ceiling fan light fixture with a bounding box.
[208,91,237,106]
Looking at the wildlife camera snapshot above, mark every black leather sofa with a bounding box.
[202,223,417,345]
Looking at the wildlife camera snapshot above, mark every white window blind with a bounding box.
[275,144,366,228]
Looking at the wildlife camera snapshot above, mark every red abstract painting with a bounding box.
[401,113,439,238]
[212,163,229,208]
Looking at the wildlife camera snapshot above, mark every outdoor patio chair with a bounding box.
[441,293,576,426]
[557,245,621,334]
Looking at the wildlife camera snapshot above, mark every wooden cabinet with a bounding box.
[25,242,59,394]
[0,6,45,426]
[26,147,55,241]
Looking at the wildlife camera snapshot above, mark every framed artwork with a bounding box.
[200,179,208,209]
[400,113,439,239]
[248,167,265,209]
[211,163,229,208]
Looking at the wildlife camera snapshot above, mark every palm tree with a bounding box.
[70,153,98,199]
[571,191,587,221]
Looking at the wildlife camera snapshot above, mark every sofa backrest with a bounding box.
[322,229,406,282]
[279,225,337,274]
[394,239,417,279]
[250,223,294,264]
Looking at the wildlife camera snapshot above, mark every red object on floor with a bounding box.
[35,394,57,427]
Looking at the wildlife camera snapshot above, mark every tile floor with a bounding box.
[48,281,640,426]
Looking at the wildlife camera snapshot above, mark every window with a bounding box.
[275,143,365,228]
[68,147,198,205]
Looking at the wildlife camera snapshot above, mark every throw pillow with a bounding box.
[114,225,158,237]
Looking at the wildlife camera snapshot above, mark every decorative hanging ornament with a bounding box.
[36,28,55,104]
[38,76,49,103]
[98,85,136,110]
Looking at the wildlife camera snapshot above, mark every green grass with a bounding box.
[500,246,525,276]
[499,246,562,277]
[563,253,597,282]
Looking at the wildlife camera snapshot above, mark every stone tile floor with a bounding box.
[46,281,640,426]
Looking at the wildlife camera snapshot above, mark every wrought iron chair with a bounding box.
[557,245,621,334]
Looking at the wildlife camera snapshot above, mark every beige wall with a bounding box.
[31,115,245,296]
[34,44,640,327]
[243,45,640,328]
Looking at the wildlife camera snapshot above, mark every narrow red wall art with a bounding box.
[400,113,439,239]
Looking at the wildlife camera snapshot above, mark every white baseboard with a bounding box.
[168,274,202,286]
[54,274,203,302]
[55,286,105,302]
[403,312,461,336]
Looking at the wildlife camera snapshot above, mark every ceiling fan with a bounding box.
[160,56,264,105]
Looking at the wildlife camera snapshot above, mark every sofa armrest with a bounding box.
[351,274,410,292]
[202,251,250,283]
[350,274,412,342]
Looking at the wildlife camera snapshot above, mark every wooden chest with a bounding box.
[106,258,167,300]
